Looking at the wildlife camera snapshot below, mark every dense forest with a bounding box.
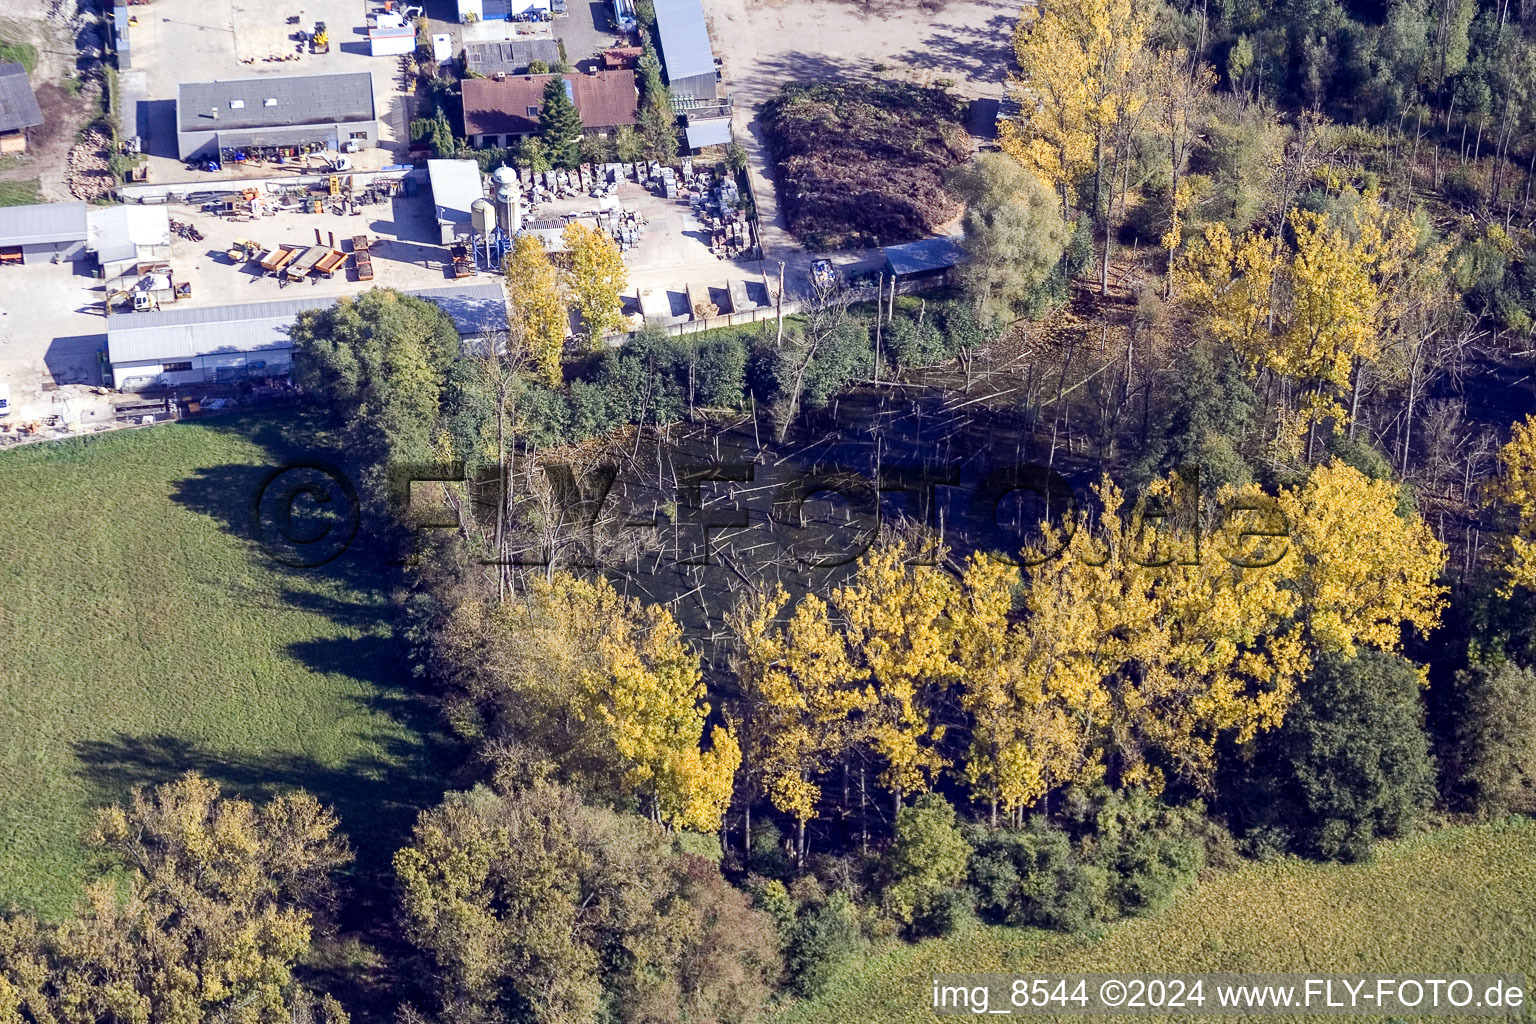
[7,0,1536,1020]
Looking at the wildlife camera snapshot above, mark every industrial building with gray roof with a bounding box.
[652,0,719,100]
[175,72,378,162]
[107,285,511,391]
[464,39,562,76]
[0,202,88,264]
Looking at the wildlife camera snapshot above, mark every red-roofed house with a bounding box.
[462,71,639,149]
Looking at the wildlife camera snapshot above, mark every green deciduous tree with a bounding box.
[879,793,973,936]
[1227,651,1437,862]
[0,773,351,1024]
[947,153,1069,326]
[1448,660,1536,817]
[289,288,461,505]
[394,782,778,1024]
[517,134,553,173]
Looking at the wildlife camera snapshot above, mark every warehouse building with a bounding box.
[175,73,378,162]
[649,0,730,151]
[465,39,561,76]
[0,62,45,156]
[653,0,719,101]
[0,202,88,265]
[106,285,511,391]
[462,72,638,148]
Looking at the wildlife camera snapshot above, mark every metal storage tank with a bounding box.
[470,198,495,235]
[494,184,522,235]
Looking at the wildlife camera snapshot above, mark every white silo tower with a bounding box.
[494,182,522,236]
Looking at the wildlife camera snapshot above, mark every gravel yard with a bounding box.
[702,0,1016,258]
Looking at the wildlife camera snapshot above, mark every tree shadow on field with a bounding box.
[71,680,463,896]
[149,409,468,989]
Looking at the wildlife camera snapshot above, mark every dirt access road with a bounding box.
[701,0,1018,261]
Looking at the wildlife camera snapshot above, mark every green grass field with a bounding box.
[0,39,37,73]
[0,180,41,207]
[0,413,449,917]
[779,820,1536,1024]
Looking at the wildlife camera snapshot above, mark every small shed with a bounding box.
[684,118,730,151]
[369,26,417,57]
[883,235,966,289]
[0,63,43,156]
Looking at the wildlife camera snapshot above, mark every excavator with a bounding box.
[302,150,351,172]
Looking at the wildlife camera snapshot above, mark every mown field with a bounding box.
[0,413,447,917]
[779,820,1536,1024]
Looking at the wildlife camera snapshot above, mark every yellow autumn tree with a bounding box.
[504,232,567,386]
[832,539,957,811]
[729,586,872,859]
[1016,474,1308,793]
[1175,220,1283,366]
[562,222,628,346]
[1492,414,1536,593]
[951,552,1100,823]
[1274,459,1447,657]
[462,573,740,833]
[581,580,741,832]
[1003,0,1151,219]
[1176,194,1418,448]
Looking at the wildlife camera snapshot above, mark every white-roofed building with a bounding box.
[106,284,511,391]
[427,159,485,244]
[653,0,718,100]
[87,205,172,279]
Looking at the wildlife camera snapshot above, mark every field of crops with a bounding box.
[778,820,1536,1024]
[0,412,447,916]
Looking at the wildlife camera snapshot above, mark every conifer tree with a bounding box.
[539,75,584,169]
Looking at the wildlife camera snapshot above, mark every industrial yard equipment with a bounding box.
[286,245,327,281]
[314,249,349,277]
[259,245,299,275]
